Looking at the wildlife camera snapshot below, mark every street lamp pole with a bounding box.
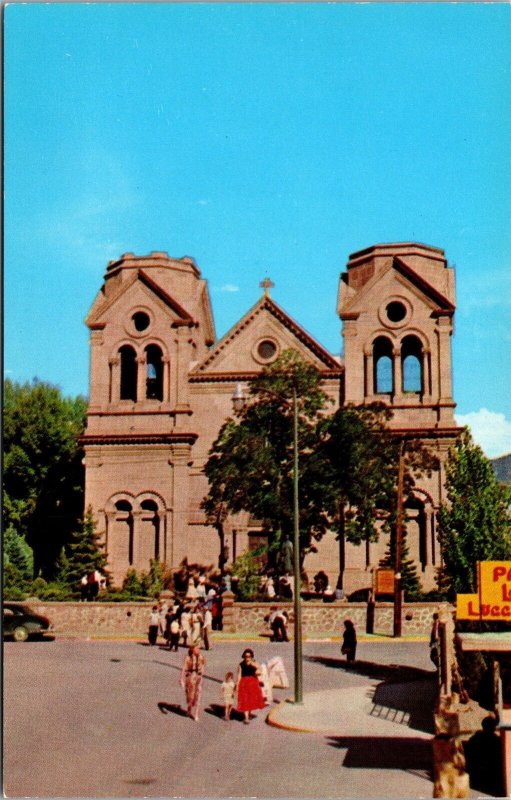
[292,385,303,704]
[393,440,405,638]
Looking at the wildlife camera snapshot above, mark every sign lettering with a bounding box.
[456,562,511,620]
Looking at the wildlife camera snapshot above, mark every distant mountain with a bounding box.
[491,453,511,485]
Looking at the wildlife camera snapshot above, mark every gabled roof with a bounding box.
[340,256,454,318]
[193,294,341,374]
[87,269,195,329]
[393,257,454,313]
[138,270,194,324]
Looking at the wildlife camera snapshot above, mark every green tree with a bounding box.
[314,407,437,597]
[141,559,165,597]
[312,403,396,546]
[437,428,511,598]
[378,524,421,598]
[230,550,263,600]
[204,351,438,586]
[122,569,147,598]
[3,525,34,583]
[65,507,108,591]
[203,350,330,564]
[3,378,87,577]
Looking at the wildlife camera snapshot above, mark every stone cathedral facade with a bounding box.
[82,242,459,592]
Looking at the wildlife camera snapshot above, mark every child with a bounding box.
[221,671,236,721]
[169,617,180,651]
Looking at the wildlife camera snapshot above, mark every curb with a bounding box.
[48,633,429,643]
[266,700,320,735]
[265,699,351,736]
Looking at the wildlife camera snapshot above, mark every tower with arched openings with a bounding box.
[338,242,458,589]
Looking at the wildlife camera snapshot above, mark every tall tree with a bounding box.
[65,507,108,590]
[203,350,330,564]
[203,350,437,579]
[312,406,437,596]
[313,403,396,546]
[3,526,34,583]
[3,379,87,577]
[437,428,511,598]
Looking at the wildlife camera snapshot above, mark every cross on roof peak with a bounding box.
[260,277,275,297]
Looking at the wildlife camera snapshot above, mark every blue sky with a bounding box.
[5,2,511,456]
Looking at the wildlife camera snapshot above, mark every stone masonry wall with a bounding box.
[25,600,453,638]
[232,601,453,637]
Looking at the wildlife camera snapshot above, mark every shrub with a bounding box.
[121,568,147,598]
[231,550,262,601]
[4,584,28,601]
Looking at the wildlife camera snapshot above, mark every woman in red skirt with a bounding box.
[236,648,266,724]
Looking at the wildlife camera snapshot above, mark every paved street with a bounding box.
[2,637,466,798]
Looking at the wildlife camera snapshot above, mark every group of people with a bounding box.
[180,646,290,723]
[148,593,222,650]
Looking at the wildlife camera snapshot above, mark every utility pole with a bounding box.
[292,384,303,703]
[393,439,405,638]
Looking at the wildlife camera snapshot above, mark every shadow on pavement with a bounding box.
[153,660,223,684]
[305,655,434,683]
[306,656,437,734]
[326,734,432,775]
[371,678,436,733]
[205,703,245,722]
[157,702,189,717]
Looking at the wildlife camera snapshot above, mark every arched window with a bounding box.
[140,499,160,560]
[373,336,393,394]
[115,500,134,565]
[401,335,423,393]
[405,496,427,571]
[119,345,137,401]
[145,345,163,401]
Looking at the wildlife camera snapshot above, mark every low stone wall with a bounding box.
[230,600,453,636]
[26,601,154,638]
[25,599,453,638]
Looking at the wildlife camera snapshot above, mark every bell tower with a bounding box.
[81,252,215,585]
[338,242,456,430]
[337,242,458,592]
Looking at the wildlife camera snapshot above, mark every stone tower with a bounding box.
[82,252,215,585]
[338,243,458,590]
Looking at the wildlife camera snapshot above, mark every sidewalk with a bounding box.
[267,676,435,738]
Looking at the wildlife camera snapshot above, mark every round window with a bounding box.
[386,301,407,323]
[257,340,277,360]
[132,311,150,332]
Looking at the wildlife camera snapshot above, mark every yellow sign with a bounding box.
[456,561,511,620]
[457,593,511,620]
[479,561,511,604]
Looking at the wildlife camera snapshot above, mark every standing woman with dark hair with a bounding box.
[236,648,266,724]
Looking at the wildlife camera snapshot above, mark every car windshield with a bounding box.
[6,604,31,614]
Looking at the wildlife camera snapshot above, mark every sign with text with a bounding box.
[479,561,511,604]
[456,593,511,620]
[375,568,395,594]
[456,561,511,620]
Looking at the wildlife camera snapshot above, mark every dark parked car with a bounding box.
[3,602,54,641]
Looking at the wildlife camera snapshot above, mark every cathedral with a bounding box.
[82,242,459,592]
